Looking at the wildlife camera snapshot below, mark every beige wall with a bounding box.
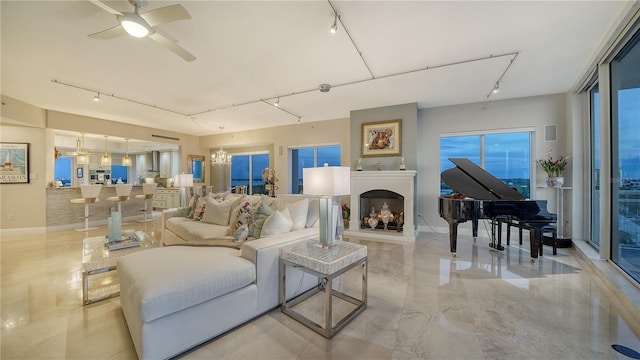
[200,118,350,194]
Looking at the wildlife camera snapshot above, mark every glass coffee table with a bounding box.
[82,232,158,305]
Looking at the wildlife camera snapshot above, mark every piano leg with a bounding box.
[472,219,478,243]
[448,222,458,257]
[529,228,540,263]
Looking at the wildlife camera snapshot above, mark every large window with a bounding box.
[290,145,340,194]
[440,132,531,198]
[230,153,269,195]
[610,28,640,283]
[54,157,72,187]
[590,84,601,247]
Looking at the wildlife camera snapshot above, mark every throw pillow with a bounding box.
[248,202,277,239]
[234,224,250,243]
[174,207,191,217]
[281,199,309,231]
[193,196,208,221]
[306,198,320,227]
[201,198,233,225]
[226,200,254,235]
[187,194,199,219]
[260,208,293,237]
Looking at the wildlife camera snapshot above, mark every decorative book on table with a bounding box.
[105,231,144,251]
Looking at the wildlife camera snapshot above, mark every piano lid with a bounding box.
[441,158,524,201]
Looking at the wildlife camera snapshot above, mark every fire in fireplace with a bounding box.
[359,190,404,231]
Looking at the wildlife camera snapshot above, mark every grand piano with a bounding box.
[438,158,557,262]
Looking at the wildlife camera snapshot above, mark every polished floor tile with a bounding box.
[2,221,640,360]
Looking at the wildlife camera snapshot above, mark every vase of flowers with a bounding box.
[538,151,569,187]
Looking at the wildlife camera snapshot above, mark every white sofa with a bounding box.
[119,194,342,360]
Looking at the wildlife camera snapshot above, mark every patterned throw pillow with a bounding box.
[248,202,277,239]
[233,224,250,243]
[174,207,191,217]
[193,196,208,221]
[187,194,199,219]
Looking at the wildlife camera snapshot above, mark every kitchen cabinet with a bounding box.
[153,188,180,209]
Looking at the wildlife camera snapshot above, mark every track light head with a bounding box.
[492,82,500,93]
[319,83,331,93]
[94,93,100,102]
[330,13,338,33]
[275,97,280,107]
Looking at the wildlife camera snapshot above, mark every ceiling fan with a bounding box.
[88,0,196,62]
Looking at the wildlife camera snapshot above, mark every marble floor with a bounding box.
[2,220,640,360]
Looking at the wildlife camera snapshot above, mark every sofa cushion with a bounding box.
[118,246,255,322]
[193,196,208,221]
[260,208,293,237]
[279,198,308,231]
[248,202,277,239]
[166,217,236,247]
[201,198,233,225]
[306,198,319,228]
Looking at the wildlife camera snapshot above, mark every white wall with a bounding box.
[418,93,570,235]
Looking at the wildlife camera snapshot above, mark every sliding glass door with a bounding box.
[610,29,640,283]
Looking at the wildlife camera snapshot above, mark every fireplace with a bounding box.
[345,170,416,241]
[360,190,404,231]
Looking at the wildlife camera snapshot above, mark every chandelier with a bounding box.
[211,146,232,166]
[211,127,232,166]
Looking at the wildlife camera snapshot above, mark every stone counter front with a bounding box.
[46,186,148,229]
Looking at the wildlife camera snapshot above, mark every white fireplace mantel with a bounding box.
[345,170,416,242]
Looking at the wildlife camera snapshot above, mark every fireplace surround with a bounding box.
[345,170,416,242]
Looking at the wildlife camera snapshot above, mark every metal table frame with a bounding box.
[280,249,367,338]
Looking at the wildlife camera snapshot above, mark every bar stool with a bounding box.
[135,183,157,223]
[106,184,133,213]
[70,184,102,232]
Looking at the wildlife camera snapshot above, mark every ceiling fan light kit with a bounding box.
[118,13,152,38]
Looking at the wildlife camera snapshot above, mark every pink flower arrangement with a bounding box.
[538,150,569,177]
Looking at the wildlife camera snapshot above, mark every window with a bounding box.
[610,28,640,283]
[440,132,531,198]
[54,157,72,187]
[290,145,340,194]
[230,153,269,195]
[111,165,128,184]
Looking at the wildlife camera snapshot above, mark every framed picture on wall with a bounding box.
[77,167,83,178]
[361,119,402,157]
[0,142,30,184]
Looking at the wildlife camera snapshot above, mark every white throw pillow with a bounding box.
[281,199,309,231]
[201,198,233,225]
[306,198,320,228]
[260,208,293,237]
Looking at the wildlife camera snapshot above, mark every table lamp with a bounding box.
[303,164,350,248]
[174,173,194,208]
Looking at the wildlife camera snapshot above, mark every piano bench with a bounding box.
[539,225,558,256]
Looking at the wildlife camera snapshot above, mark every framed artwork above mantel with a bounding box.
[361,119,402,157]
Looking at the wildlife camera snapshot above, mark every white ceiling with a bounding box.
[1,0,630,138]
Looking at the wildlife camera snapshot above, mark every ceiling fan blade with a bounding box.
[140,4,191,28]
[88,25,127,39]
[148,32,196,62]
[88,0,122,16]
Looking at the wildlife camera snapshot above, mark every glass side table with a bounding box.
[82,232,157,305]
[280,240,367,338]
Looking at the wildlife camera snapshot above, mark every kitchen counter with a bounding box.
[46,186,148,229]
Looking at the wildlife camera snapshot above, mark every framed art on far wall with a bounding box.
[0,142,30,184]
[361,119,402,157]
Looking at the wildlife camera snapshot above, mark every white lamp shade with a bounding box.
[303,166,350,196]
[174,173,194,187]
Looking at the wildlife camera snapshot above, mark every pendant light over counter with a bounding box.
[100,135,112,166]
[76,133,89,165]
[122,138,132,166]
